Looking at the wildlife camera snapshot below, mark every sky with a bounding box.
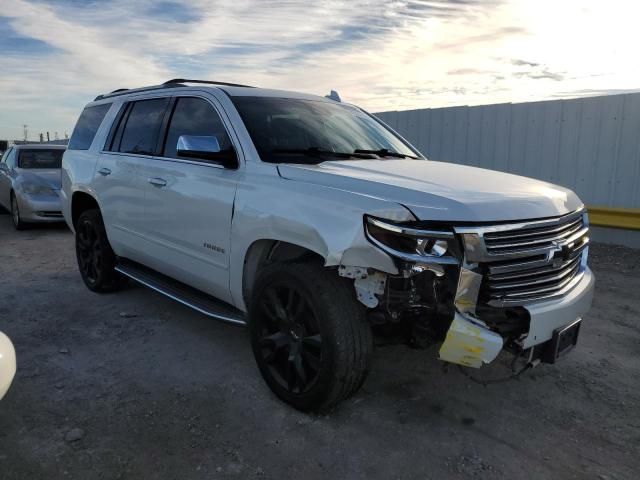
[1,0,640,140]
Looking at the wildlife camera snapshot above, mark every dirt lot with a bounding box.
[0,214,639,480]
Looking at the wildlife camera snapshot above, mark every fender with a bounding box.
[228,174,414,311]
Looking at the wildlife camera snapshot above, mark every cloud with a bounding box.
[513,69,565,81]
[0,0,504,138]
[511,59,540,67]
[2,0,640,139]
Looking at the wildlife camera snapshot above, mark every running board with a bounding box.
[115,259,246,326]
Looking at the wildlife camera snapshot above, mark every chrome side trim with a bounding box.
[115,266,247,326]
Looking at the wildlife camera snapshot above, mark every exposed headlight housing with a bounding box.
[364,215,459,265]
[21,183,54,195]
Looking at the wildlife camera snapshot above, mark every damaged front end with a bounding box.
[337,215,506,368]
[340,209,591,369]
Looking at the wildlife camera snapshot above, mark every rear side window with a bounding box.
[68,103,111,150]
[2,148,15,168]
[118,98,170,155]
[18,149,64,169]
[163,97,232,158]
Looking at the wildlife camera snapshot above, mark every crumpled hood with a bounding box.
[277,159,583,222]
[17,169,62,190]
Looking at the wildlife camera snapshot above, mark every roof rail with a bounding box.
[94,78,255,101]
[94,83,180,101]
[163,78,256,88]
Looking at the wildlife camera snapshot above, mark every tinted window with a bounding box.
[119,98,170,155]
[1,148,11,163]
[163,97,232,158]
[4,149,16,169]
[231,96,418,164]
[105,103,131,151]
[17,149,64,169]
[68,103,112,150]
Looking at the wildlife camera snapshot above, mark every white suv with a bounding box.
[61,79,594,411]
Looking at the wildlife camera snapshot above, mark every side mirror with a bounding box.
[0,163,9,173]
[176,135,238,168]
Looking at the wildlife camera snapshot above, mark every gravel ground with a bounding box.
[0,214,639,480]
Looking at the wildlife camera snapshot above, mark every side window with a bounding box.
[5,149,16,169]
[68,103,112,150]
[104,103,131,152]
[1,148,11,163]
[163,97,232,159]
[118,98,170,155]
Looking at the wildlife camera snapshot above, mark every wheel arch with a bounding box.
[71,191,100,229]
[241,239,325,308]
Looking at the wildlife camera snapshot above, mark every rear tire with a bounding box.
[249,261,373,412]
[10,193,26,230]
[75,209,127,292]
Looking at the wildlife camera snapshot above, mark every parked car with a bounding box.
[61,79,594,411]
[0,331,16,400]
[0,144,66,229]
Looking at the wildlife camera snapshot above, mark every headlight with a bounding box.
[364,215,459,265]
[21,183,54,195]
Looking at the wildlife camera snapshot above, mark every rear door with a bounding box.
[95,97,171,261]
[136,95,241,303]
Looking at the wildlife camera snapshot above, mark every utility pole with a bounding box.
[39,132,44,143]
[22,124,28,141]
[47,132,50,142]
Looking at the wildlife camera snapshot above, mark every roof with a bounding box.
[13,144,66,150]
[93,79,334,104]
[220,86,331,102]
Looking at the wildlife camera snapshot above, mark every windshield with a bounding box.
[18,149,64,169]
[231,96,421,163]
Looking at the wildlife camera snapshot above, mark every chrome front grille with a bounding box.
[455,209,589,306]
[483,214,585,255]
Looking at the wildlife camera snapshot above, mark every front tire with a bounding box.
[75,209,126,292]
[249,261,373,412]
[10,193,26,230]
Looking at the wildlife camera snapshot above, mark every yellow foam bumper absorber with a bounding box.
[439,313,503,368]
[588,207,640,231]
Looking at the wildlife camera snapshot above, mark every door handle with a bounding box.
[148,177,167,187]
[98,168,111,176]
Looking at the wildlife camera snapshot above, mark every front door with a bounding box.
[137,95,240,304]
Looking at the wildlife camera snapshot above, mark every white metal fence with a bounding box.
[376,93,640,211]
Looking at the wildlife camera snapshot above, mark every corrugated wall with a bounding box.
[376,93,640,210]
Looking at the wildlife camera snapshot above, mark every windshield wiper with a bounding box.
[353,148,416,159]
[272,147,373,159]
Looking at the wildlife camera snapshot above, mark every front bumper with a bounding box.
[16,192,64,222]
[522,267,595,349]
[439,267,595,367]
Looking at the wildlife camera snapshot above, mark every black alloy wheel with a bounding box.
[75,209,126,292]
[257,284,323,394]
[76,215,103,286]
[249,261,373,412]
